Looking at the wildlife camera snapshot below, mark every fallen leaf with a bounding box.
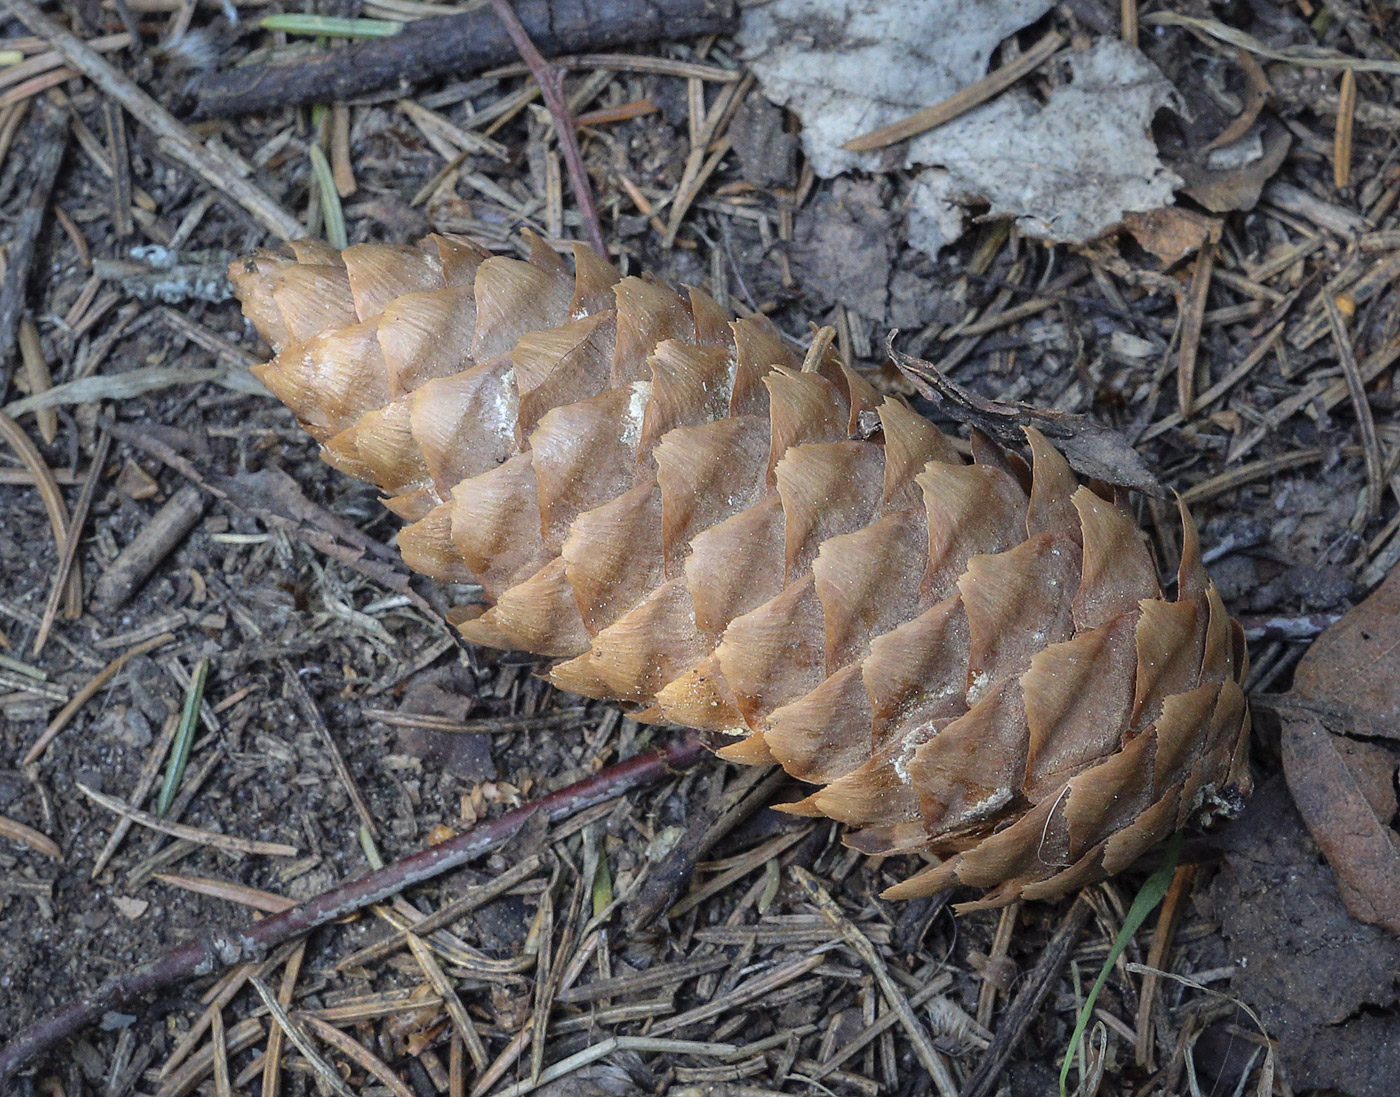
[1289,565,1400,740]
[1277,565,1400,933]
[1169,117,1293,214]
[740,0,1180,253]
[1280,712,1400,934]
[1120,207,1221,267]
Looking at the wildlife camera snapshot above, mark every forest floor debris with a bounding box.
[1,0,1398,1094]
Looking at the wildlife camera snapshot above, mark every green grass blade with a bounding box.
[1059,831,1183,1097]
[309,144,347,250]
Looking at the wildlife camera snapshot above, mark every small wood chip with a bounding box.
[92,485,207,613]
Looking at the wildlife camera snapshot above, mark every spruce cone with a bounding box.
[230,234,1251,907]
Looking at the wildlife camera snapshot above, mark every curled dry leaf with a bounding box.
[1288,565,1400,739]
[1277,565,1400,934]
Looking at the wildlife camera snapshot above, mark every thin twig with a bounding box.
[278,659,379,839]
[0,410,82,617]
[1176,239,1216,417]
[791,867,959,1097]
[77,782,300,857]
[406,932,490,1069]
[487,0,606,256]
[33,429,110,655]
[843,31,1065,152]
[300,1015,416,1097]
[91,712,180,878]
[249,977,359,1097]
[23,631,176,764]
[1324,293,1384,517]
[191,0,738,117]
[0,731,708,1080]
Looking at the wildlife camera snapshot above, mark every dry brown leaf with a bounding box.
[1279,566,1400,934]
[1290,565,1400,740]
[1120,208,1221,268]
[1167,116,1292,214]
[1281,714,1400,934]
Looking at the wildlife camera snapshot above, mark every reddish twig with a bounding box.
[0,731,707,1082]
[487,0,607,257]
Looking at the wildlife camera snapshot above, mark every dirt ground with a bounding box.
[1,1,1398,1095]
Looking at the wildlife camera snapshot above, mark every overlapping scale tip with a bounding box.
[231,233,1252,908]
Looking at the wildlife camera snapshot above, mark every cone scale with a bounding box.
[230,233,1251,907]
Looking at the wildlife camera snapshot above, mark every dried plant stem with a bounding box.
[792,867,958,1097]
[1324,293,1384,518]
[487,0,606,256]
[0,410,82,616]
[23,631,176,764]
[278,659,379,838]
[0,731,707,1081]
[33,429,109,655]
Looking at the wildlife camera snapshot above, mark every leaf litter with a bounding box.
[740,0,1181,253]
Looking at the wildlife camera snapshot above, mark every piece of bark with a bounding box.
[93,484,206,613]
[193,0,738,119]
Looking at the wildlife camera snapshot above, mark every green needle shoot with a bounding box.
[259,14,404,38]
[158,658,209,817]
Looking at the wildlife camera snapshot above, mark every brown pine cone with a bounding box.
[229,233,1251,908]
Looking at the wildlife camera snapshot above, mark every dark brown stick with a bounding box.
[0,731,708,1083]
[488,0,606,256]
[191,0,737,118]
[0,94,67,401]
[959,896,1095,1097]
[627,765,789,930]
[91,483,206,613]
